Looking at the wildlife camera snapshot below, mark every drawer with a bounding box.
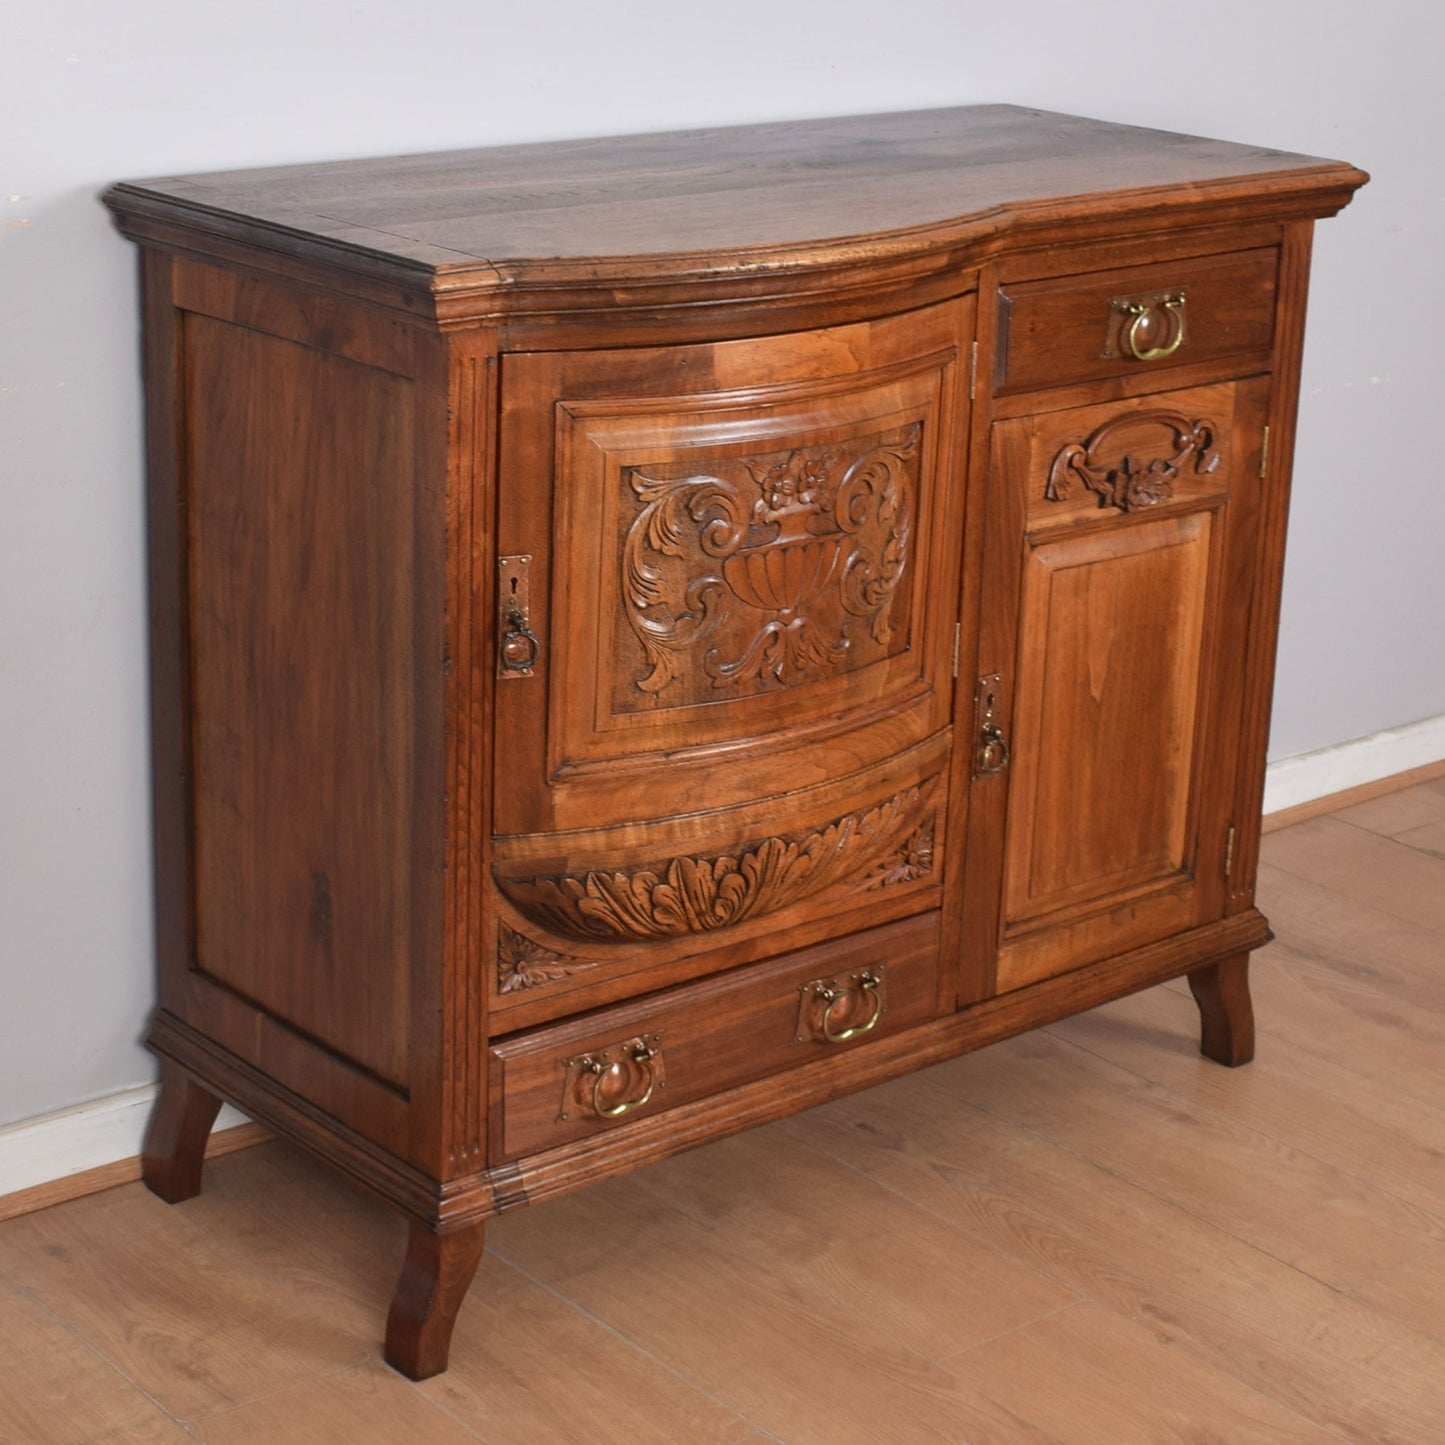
[997,248,1278,394]
[488,911,941,1162]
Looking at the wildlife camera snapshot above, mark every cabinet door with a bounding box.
[489,302,972,1004]
[963,378,1267,997]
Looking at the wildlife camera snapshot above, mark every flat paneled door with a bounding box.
[964,378,1268,997]
[488,302,974,1007]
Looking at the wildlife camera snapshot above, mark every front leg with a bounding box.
[384,1220,487,1380]
[142,1061,223,1203]
[1187,953,1256,1067]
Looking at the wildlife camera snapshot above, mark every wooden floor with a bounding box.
[3,780,1443,1444]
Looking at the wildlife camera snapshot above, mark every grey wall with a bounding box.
[3,0,1440,1128]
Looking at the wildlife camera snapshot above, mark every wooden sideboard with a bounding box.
[104,106,1366,1379]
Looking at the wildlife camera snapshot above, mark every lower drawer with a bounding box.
[488,911,941,1162]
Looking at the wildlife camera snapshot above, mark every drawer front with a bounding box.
[489,911,940,1162]
[998,248,1277,394]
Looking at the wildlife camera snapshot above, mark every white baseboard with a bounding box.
[4,712,1442,1203]
[0,1085,249,1199]
[1263,712,1445,816]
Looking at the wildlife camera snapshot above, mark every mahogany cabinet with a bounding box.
[104,106,1365,1378]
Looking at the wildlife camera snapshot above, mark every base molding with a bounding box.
[0,1085,262,1223]
[1263,712,1445,821]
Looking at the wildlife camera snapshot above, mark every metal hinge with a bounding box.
[969,340,978,401]
[1224,824,1236,879]
[952,622,961,679]
[1259,425,1270,479]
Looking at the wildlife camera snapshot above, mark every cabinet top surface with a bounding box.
[105,105,1365,288]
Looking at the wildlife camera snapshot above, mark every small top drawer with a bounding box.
[488,910,940,1163]
[997,248,1278,395]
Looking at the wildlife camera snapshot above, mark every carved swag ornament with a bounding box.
[619,424,920,705]
[1046,410,1220,513]
[495,778,938,944]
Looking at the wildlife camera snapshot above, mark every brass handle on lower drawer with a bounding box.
[559,1032,666,1123]
[589,1042,659,1117]
[820,971,883,1042]
[802,969,885,1045]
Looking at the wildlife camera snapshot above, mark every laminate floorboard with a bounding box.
[1,779,1442,1443]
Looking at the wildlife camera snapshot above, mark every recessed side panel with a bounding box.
[184,313,415,1088]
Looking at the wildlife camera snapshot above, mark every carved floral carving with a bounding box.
[495,779,939,943]
[619,424,919,705]
[1046,410,1220,513]
[496,924,599,994]
[865,820,935,889]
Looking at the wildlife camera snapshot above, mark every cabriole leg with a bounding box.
[141,1062,223,1203]
[1187,952,1256,1067]
[384,1220,486,1380]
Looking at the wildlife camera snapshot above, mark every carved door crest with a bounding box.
[616,423,920,709]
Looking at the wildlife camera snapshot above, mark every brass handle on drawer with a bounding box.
[1120,292,1187,362]
[588,1042,659,1117]
[818,971,884,1043]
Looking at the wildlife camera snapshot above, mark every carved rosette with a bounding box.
[1046,410,1220,513]
[496,924,599,994]
[495,779,939,943]
[620,424,919,703]
[865,820,935,889]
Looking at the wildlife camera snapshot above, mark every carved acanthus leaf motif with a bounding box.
[620,425,919,702]
[1046,411,1220,513]
[495,779,939,943]
[496,924,599,994]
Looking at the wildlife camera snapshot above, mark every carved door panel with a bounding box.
[490,302,972,1006]
[962,378,1268,998]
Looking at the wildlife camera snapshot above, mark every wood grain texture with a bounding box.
[941,1300,1343,1444]
[0,1182,373,1420]
[104,106,1366,317]
[0,1279,193,1444]
[491,1130,1076,1445]
[199,1361,487,1445]
[184,308,418,1088]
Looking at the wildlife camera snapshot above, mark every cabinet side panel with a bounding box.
[183,314,415,1087]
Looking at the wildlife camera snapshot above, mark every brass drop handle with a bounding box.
[500,607,541,674]
[974,673,1011,777]
[1121,292,1187,362]
[817,971,884,1044]
[497,554,540,678]
[588,1041,658,1117]
[977,721,1010,775]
